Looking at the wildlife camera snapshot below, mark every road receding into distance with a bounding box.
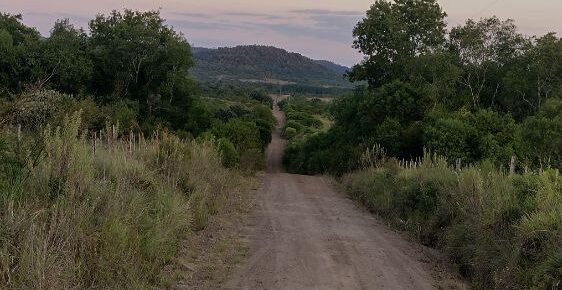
[223,95,443,290]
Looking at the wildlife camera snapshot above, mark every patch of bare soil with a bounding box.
[168,177,260,290]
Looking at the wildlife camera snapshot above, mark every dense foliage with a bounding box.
[278,96,327,140]
[207,97,275,170]
[285,0,562,175]
[0,11,275,170]
[0,11,204,134]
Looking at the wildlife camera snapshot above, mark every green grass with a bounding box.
[0,111,246,289]
[343,153,562,289]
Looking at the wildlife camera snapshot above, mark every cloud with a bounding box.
[222,12,288,20]
[290,9,364,16]
[168,8,358,43]
[164,8,360,61]
[310,14,359,30]
[169,12,212,19]
[168,19,247,31]
[240,21,352,43]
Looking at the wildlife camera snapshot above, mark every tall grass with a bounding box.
[343,152,562,289]
[0,111,245,289]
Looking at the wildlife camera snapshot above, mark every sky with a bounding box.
[2,0,561,66]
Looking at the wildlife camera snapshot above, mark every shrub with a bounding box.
[342,154,562,289]
[211,118,261,152]
[255,118,273,147]
[424,113,476,162]
[248,90,273,108]
[239,148,266,172]
[424,109,520,165]
[217,137,239,168]
[284,120,304,132]
[9,89,66,130]
[283,127,297,139]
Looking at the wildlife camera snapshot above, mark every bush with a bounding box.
[285,110,322,128]
[283,127,297,139]
[9,89,66,130]
[217,137,239,168]
[424,109,520,165]
[255,118,273,147]
[211,118,261,152]
[423,113,475,162]
[248,90,273,108]
[284,120,304,132]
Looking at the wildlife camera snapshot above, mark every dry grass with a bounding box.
[169,174,258,289]
[343,153,562,289]
[0,111,248,289]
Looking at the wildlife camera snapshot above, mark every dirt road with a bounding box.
[222,97,439,290]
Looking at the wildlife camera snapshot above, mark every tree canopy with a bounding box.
[0,10,202,133]
[350,0,447,86]
[286,0,562,174]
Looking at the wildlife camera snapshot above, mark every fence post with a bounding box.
[510,156,517,175]
[456,158,461,171]
[129,131,133,154]
[93,131,97,154]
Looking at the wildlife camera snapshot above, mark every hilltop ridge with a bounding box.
[191,45,352,88]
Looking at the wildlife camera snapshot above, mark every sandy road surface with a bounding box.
[222,96,438,290]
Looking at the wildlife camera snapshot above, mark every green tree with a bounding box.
[87,10,198,133]
[41,19,93,94]
[88,10,193,105]
[217,138,239,168]
[520,98,562,168]
[0,13,42,94]
[350,0,447,86]
[503,33,562,119]
[424,109,520,164]
[424,113,476,162]
[449,17,529,109]
[248,90,273,108]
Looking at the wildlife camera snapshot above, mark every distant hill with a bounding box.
[314,60,350,75]
[190,45,352,89]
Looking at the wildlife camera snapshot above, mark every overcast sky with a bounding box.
[2,0,561,66]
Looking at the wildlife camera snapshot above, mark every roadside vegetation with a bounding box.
[0,109,249,288]
[278,96,336,172]
[0,10,272,289]
[204,92,275,171]
[344,152,561,289]
[0,11,274,171]
[278,96,328,140]
[283,0,562,288]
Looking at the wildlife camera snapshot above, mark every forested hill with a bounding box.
[313,60,349,75]
[191,45,352,88]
